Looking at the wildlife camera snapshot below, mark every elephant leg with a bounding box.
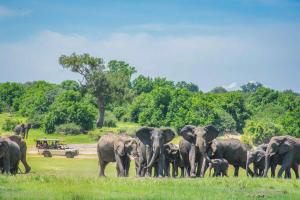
[189,145,196,177]
[200,158,208,177]
[116,165,120,177]
[21,144,31,173]
[157,153,165,177]
[165,162,170,177]
[278,152,293,178]
[271,164,276,178]
[99,160,108,177]
[124,156,130,177]
[292,164,299,179]
[180,167,185,178]
[145,145,152,177]
[115,155,126,177]
[234,166,239,177]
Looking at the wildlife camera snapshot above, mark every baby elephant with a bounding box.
[208,159,229,177]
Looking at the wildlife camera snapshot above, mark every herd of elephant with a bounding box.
[97,125,300,178]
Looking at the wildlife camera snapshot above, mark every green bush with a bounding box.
[55,123,82,135]
[27,114,44,129]
[243,119,283,144]
[113,106,127,121]
[103,111,117,127]
[43,91,97,133]
[2,118,21,131]
[241,133,254,149]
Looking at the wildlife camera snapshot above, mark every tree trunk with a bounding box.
[96,97,105,128]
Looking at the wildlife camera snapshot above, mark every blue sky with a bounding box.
[0,0,300,91]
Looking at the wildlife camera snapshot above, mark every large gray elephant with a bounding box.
[13,124,25,136]
[264,135,300,178]
[0,138,21,175]
[97,133,138,177]
[164,143,184,178]
[135,127,175,177]
[179,125,219,177]
[210,138,254,177]
[5,135,31,173]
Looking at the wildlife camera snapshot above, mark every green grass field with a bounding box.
[1,113,300,199]
[1,156,300,200]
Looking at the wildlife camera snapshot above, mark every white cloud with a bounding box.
[0,5,31,17]
[223,82,239,91]
[0,23,300,92]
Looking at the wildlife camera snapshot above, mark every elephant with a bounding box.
[23,124,32,139]
[135,127,175,177]
[246,149,266,176]
[13,124,25,136]
[0,138,21,175]
[208,158,229,177]
[209,138,254,177]
[246,143,296,178]
[179,125,219,177]
[97,133,138,177]
[264,135,300,178]
[4,135,31,173]
[164,143,184,178]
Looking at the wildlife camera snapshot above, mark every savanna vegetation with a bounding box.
[0,54,299,146]
[1,53,300,200]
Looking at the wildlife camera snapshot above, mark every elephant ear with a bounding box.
[0,139,9,157]
[161,128,175,144]
[179,125,196,143]
[136,127,155,145]
[279,140,293,155]
[115,141,126,156]
[202,125,219,143]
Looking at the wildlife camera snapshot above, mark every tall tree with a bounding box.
[59,53,136,128]
[241,81,263,93]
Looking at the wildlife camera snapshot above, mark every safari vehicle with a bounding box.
[36,139,79,158]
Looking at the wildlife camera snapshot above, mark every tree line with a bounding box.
[0,53,299,145]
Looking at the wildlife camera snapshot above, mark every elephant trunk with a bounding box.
[146,147,159,169]
[263,154,270,177]
[246,153,252,177]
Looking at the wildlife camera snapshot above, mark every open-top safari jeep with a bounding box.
[36,139,79,158]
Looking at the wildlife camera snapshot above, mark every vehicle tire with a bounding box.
[43,151,52,158]
[66,152,74,158]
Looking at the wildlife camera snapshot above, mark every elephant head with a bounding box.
[115,137,138,158]
[136,127,175,169]
[0,138,9,158]
[246,150,265,176]
[263,135,294,177]
[180,125,219,161]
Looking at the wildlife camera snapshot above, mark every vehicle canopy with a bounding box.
[36,139,65,149]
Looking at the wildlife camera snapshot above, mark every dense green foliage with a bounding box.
[0,54,299,143]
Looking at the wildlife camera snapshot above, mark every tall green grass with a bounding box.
[1,156,300,200]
